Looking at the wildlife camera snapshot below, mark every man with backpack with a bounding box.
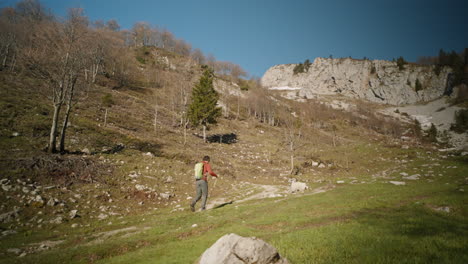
[190,156,218,212]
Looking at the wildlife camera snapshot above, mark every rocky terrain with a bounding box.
[261,57,451,105]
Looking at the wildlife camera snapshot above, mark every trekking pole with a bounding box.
[213,177,218,188]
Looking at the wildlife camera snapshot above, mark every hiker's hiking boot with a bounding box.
[190,204,195,212]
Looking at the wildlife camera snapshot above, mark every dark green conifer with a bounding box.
[188,67,221,142]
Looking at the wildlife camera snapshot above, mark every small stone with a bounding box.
[389,181,406,186]
[50,216,63,224]
[318,163,326,168]
[191,224,198,228]
[336,180,345,184]
[435,206,450,213]
[97,213,108,220]
[7,248,21,255]
[135,184,146,191]
[82,148,91,155]
[71,223,78,228]
[12,132,20,137]
[403,174,420,180]
[69,210,78,219]
[312,161,319,167]
[47,198,57,207]
[19,252,27,257]
[165,176,174,183]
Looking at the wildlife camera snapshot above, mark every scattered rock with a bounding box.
[2,230,17,237]
[336,180,345,184]
[198,233,289,264]
[192,224,198,228]
[71,223,78,228]
[290,182,308,193]
[69,210,79,219]
[165,176,174,183]
[403,174,420,180]
[143,152,154,157]
[135,184,146,191]
[82,148,91,155]
[50,216,63,224]
[160,193,171,199]
[400,172,409,176]
[435,206,450,213]
[97,213,108,220]
[389,181,406,186]
[0,207,21,223]
[318,163,326,168]
[7,248,22,255]
[47,198,58,206]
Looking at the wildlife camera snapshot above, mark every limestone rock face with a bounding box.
[199,233,289,264]
[261,58,451,105]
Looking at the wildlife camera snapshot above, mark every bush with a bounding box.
[413,119,422,139]
[102,93,115,107]
[293,63,304,75]
[370,65,376,74]
[451,109,468,133]
[293,59,312,75]
[396,56,407,70]
[426,123,438,142]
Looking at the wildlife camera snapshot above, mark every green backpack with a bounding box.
[194,162,204,180]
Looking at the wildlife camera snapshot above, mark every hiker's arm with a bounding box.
[206,163,218,177]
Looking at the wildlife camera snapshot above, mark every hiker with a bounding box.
[191,156,218,211]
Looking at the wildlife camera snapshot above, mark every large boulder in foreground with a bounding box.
[198,233,289,264]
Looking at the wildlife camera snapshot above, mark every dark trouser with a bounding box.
[191,180,208,210]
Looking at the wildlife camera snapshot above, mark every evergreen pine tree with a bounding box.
[188,67,221,142]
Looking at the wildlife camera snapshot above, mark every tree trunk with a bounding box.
[203,124,206,143]
[48,104,61,153]
[104,108,108,127]
[59,103,72,153]
[183,120,189,146]
[290,141,294,174]
[59,77,77,153]
[237,95,240,120]
[92,64,99,83]
[153,105,158,133]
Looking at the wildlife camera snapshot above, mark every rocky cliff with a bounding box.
[261,58,451,105]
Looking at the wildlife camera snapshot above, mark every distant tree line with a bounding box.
[417,48,467,86]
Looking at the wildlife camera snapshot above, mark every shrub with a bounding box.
[370,65,376,74]
[396,56,407,70]
[426,123,438,142]
[451,109,468,133]
[293,63,304,75]
[413,119,422,139]
[293,59,312,75]
[102,93,115,107]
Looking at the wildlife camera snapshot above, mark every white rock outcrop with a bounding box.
[199,233,288,264]
[261,58,450,105]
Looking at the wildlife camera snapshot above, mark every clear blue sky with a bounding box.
[2,0,467,77]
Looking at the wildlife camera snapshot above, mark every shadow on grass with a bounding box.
[355,205,467,238]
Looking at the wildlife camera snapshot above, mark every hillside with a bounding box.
[0,44,467,263]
